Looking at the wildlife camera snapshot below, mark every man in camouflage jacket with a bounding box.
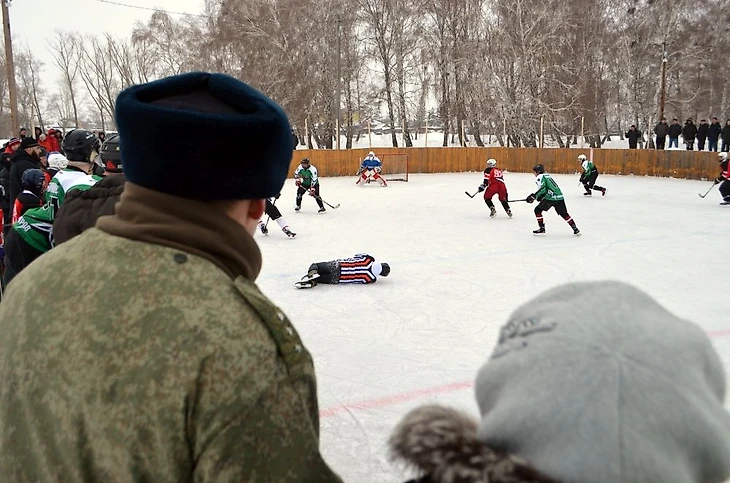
[0,72,342,483]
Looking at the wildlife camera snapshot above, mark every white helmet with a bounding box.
[719,152,728,162]
[368,151,375,157]
[578,154,587,161]
[486,158,497,168]
[47,152,68,170]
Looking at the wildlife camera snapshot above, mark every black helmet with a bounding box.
[100,133,122,173]
[380,263,390,277]
[532,164,545,174]
[301,158,310,165]
[21,168,46,192]
[62,129,100,162]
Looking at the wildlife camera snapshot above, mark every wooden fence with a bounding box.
[289,147,721,180]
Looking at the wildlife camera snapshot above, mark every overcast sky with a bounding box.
[11,0,204,89]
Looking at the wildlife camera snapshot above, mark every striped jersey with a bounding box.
[534,173,564,201]
[336,253,383,284]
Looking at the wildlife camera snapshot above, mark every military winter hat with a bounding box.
[114,72,293,200]
[475,281,730,483]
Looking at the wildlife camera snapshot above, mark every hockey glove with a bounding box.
[309,187,316,196]
[526,193,536,203]
[295,178,302,187]
[716,177,723,184]
[477,184,485,192]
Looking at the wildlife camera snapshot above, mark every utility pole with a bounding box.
[2,0,18,138]
[658,40,668,122]
[335,17,341,150]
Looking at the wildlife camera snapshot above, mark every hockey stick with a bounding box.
[264,197,277,229]
[465,190,479,198]
[507,198,529,202]
[698,181,718,199]
[315,195,340,209]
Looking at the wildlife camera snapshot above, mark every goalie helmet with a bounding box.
[719,152,728,162]
[368,151,375,158]
[533,164,545,174]
[486,158,497,168]
[578,154,587,161]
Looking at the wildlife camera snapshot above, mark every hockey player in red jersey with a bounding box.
[295,253,390,289]
[717,152,730,204]
[477,159,512,218]
[12,169,46,223]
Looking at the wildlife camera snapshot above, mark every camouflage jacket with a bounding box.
[0,184,342,482]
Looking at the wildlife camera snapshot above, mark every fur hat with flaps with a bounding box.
[389,281,730,483]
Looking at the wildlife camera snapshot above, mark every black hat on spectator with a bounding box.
[20,137,39,150]
[114,71,293,201]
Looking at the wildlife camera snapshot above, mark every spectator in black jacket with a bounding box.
[668,118,682,148]
[625,125,642,149]
[654,118,669,149]
[18,128,27,140]
[697,119,709,151]
[9,137,42,209]
[682,118,697,150]
[0,139,20,237]
[722,119,730,153]
[709,117,722,152]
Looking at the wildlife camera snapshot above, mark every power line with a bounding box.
[92,0,208,18]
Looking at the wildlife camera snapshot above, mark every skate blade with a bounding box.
[294,281,315,289]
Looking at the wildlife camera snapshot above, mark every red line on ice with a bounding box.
[320,328,730,419]
[319,380,473,418]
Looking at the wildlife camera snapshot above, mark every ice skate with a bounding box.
[294,272,320,289]
[533,227,546,235]
[506,210,513,218]
[573,226,581,236]
[283,227,296,238]
[259,223,269,235]
[295,205,301,212]
[489,207,497,218]
[318,207,326,213]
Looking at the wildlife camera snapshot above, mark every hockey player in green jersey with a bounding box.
[294,157,326,213]
[578,154,607,196]
[2,130,101,286]
[526,164,580,236]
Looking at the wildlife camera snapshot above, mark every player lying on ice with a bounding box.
[356,151,387,186]
[295,253,390,289]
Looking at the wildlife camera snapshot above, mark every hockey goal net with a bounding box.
[380,154,409,182]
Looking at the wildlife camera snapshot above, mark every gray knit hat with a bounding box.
[475,281,730,483]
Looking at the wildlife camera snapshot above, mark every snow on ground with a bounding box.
[255,171,730,482]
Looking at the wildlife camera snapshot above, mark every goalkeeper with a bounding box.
[356,151,387,186]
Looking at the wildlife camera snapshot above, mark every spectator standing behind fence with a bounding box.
[682,118,697,150]
[722,119,730,152]
[625,125,642,149]
[696,119,709,151]
[668,118,682,148]
[709,117,722,152]
[654,117,668,149]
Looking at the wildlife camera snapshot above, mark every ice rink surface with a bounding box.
[255,171,730,482]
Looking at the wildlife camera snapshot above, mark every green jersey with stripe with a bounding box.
[534,173,564,201]
[581,160,597,175]
[16,170,101,253]
[45,169,101,211]
[294,165,319,188]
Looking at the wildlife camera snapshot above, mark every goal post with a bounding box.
[380,153,409,182]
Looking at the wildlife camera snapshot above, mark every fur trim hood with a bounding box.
[389,405,558,483]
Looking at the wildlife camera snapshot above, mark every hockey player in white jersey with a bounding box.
[258,195,296,237]
[295,253,390,288]
[356,151,387,186]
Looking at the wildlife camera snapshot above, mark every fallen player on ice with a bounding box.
[295,253,390,289]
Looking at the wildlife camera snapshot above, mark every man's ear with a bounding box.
[248,199,265,221]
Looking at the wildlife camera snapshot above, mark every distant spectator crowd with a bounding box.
[644,117,730,151]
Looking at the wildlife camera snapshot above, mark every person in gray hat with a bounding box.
[389,281,730,483]
[0,72,342,482]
